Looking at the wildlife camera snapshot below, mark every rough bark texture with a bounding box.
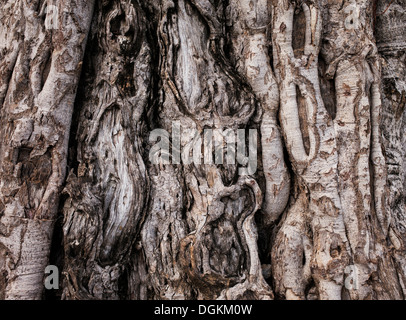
[376,0,406,295]
[0,0,94,299]
[0,0,405,300]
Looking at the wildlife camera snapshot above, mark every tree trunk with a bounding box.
[0,0,405,300]
[0,0,94,299]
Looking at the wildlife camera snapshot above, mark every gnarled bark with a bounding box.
[376,0,406,296]
[140,0,272,300]
[0,0,405,300]
[0,0,94,299]
[61,0,150,299]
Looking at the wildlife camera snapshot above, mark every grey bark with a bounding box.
[0,0,94,299]
[376,0,406,294]
[0,0,405,300]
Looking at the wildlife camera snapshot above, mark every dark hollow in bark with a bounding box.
[0,0,405,300]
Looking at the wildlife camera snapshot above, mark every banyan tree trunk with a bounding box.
[0,0,405,300]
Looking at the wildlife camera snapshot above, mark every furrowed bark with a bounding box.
[61,0,150,300]
[227,0,290,226]
[376,0,406,297]
[140,0,272,300]
[0,0,94,300]
[0,0,404,301]
[321,0,402,299]
[271,0,350,300]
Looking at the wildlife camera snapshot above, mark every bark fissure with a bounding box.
[0,0,95,299]
[0,0,405,300]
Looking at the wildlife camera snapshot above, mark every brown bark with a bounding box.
[0,0,94,299]
[0,0,405,300]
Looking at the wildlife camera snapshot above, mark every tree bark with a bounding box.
[0,0,94,299]
[0,0,405,300]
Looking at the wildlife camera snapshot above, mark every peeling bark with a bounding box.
[0,0,94,299]
[140,0,272,300]
[376,0,406,297]
[271,0,349,300]
[228,0,290,227]
[320,0,402,300]
[0,0,405,300]
[61,0,150,299]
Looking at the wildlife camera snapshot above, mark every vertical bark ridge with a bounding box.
[61,0,150,299]
[271,0,350,300]
[227,0,291,227]
[376,0,406,297]
[0,0,404,301]
[141,0,273,300]
[321,0,402,299]
[0,0,95,300]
